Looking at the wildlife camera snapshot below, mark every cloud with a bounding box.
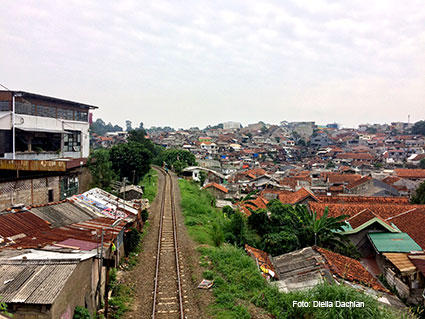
[0,0,424,128]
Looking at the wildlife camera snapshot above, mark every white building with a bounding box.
[0,91,98,160]
[223,121,242,130]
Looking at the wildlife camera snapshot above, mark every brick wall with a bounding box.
[0,176,60,210]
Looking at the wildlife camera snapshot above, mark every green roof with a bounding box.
[368,232,422,253]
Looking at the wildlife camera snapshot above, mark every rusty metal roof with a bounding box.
[409,253,425,276]
[0,211,51,237]
[3,217,126,250]
[0,262,77,304]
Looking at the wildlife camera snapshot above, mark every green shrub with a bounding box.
[211,222,224,247]
[73,306,91,319]
[141,209,149,222]
[140,169,158,203]
[124,228,141,255]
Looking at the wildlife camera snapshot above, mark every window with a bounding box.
[36,105,56,117]
[48,189,54,202]
[15,102,36,115]
[58,108,74,120]
[75,111,88,122]
[64,131,81,152]
[0,101,9,111]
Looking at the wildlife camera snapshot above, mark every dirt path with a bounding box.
[124,170,213,319]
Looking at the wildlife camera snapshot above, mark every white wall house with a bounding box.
[0,91,98,160]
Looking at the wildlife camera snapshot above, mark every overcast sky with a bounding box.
[1,0,424,129]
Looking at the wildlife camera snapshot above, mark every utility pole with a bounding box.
[116,177,127,219]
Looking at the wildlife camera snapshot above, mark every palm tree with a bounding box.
[310,207,348,247]
[236,191,259,214]
[295,206,348,247]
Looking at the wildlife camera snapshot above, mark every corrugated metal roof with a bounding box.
[31,202,98,228]
[409,253,425,276]
[368,232,422,253]
[4,217,126,250]
[383,253,416,272]
[0,263,76,304]
[0,211,51,237]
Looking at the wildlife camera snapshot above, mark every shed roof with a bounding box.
[30,201,98,228]
[368,232,422,253]
[0,262,77,304]
[383,253,416,273]
[409,253,425,276]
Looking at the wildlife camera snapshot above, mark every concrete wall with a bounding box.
[75,166,92,194]
[52,259,98,319]
[0,114,90,159]
[6,304,51,319]
[206,187,227,200]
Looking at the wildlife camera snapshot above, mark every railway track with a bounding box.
[152,167,185,319]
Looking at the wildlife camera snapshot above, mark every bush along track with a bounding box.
[178,179,408,319]
[140,168,158,203]
[108,223,149,318]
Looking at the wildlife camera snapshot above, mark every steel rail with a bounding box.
[170,173,184,319]
[151,167,167,318]
[152,167,184,319]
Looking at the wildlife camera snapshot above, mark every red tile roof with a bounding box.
[315,247,388,292]
[382,176,401,185]
[345,176,372,190]
[348,209,393,230]
[245,244,275,275]
[394,169,425,179]
[203,183,229,193]
[316,195,409,204]
[309,202,423,220]
[386,208,425,250]
[322,173,363,184]
[244,168,267,177]
[278,188,318,204]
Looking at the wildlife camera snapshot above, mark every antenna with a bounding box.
[408,114,410,124]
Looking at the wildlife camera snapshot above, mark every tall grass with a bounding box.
[140,168,158,203]
[179,179,226,246]
[179,179,404,319]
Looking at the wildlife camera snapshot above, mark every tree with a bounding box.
[125,120,132,132]
[245,201,356,257]
[419,158,425,169]
[263,230,299,256]
[138,121,144,130]
[412,120,425,135]
[326,161,336,169]
[365,127,377,134]
[226,210,248,247]
[199,170,207,186]
[158,149,196,174]
[110,142,152,184]
[88,149,116,190]
[411,181,425,204]
[90,118,123,136]
[0,297,11,317]
[247,209,271,237]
